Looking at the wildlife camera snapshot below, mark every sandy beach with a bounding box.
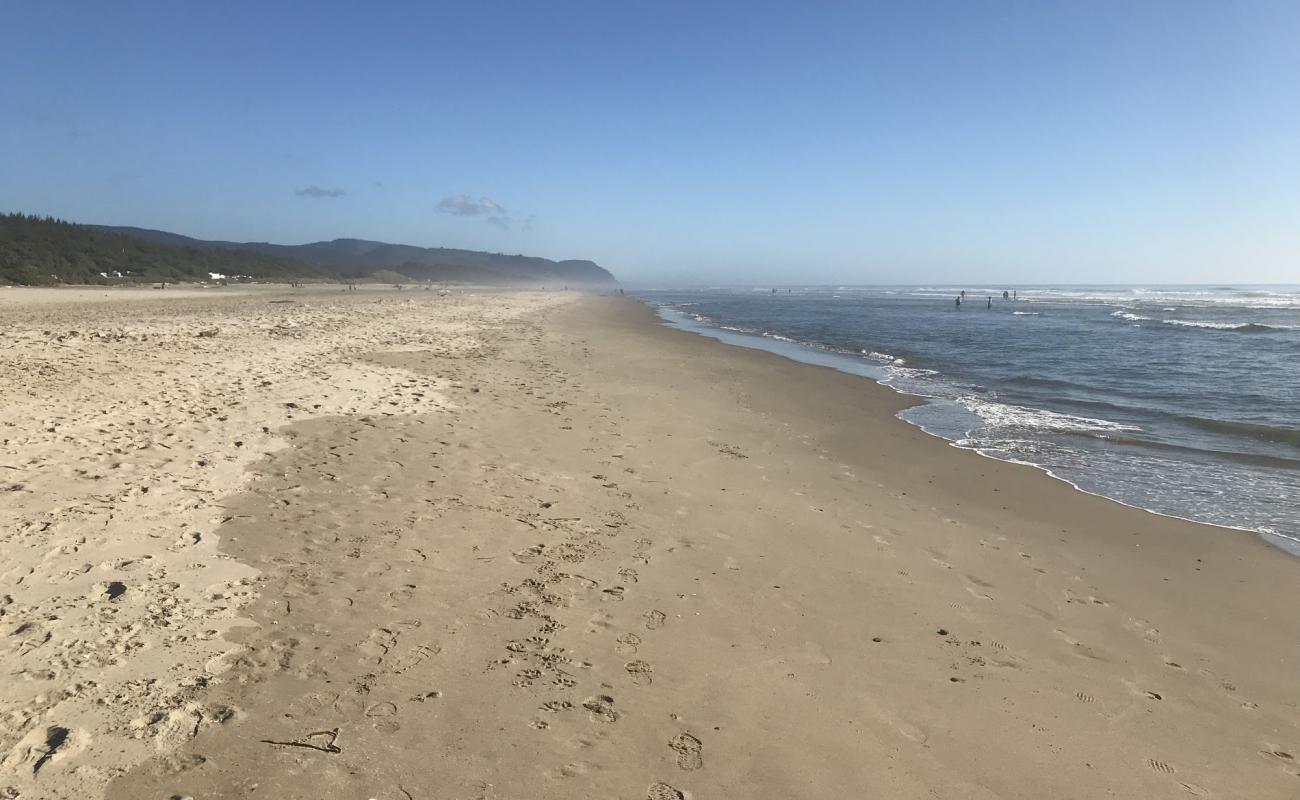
[2,287,1297,800]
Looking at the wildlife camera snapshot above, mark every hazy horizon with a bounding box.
[4,1,1298,284]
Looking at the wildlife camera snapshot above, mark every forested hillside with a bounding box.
[0,214,324,285]
[1,214,620,287]
[107,227,620,286]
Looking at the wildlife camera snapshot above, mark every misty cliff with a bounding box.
[102,227,619,287]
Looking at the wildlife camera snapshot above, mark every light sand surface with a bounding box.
[0,285,570,798]
[3,291,1297,799]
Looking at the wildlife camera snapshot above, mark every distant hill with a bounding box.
[0,213,619,287]
[100,226,619,287]
[0,214,325,285]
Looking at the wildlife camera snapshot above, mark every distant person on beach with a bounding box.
[961,290,966,300]
[987,296,992,309]
[955,296,961,310]
[1003,290,1009,300]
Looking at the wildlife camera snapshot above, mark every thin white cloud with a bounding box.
[438,194,504,216]
[438,194,515,230]
[295,185,346,199]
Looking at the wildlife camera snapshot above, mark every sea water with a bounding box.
[636,286,1300,555]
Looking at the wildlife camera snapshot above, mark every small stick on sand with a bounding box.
[260,727,342,753]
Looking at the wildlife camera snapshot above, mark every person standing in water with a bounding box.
[987,296,992,309]
[955,296,962,310]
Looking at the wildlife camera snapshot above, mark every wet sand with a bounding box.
[3,288,1297,799]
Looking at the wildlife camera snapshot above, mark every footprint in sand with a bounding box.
[1260,746,1295,764]
[2,725,86,776]
[358,627,398,663]
[646,782,684,800]
[669,732,703,770]
[1125,616,1162,643]
[1053,629,1108,661]
[365,701,398,717]
[625,659,654,686]
[1147,758,1176,774]
[512,544,545,564]
[615,633,642,655]
[645,609,666,630]
[582,695,618,723]
[387,584,416,603]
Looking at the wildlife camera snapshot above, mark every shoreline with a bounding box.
[3,290,1296,799]
[649,302,1300,557]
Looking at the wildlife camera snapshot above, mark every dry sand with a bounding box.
[2,288,1297,799]
[0,284,567,798]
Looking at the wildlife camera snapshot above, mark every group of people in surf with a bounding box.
[954,289,1016,310]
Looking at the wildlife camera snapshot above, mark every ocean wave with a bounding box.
[957,397,1142,435]
[1011,288,1300,309]
[1111,310,1152,322]
[864,350,902,364]
[879,365,941,392]
[1160,319,1295,332]
[1002,374,1094,391]
[1169,414,1300,448]
[1011,311,1040,316]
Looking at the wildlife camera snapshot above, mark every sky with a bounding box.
[2,1,1298,285]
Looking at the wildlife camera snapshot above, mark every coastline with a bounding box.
[3,289,1295,798]
[651,303,1300,556]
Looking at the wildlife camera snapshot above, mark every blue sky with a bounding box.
[2,1,1297,284]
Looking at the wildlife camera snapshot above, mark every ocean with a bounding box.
[636,286,1300,555]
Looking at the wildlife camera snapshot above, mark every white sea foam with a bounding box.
[1161,319,1296,331]
[988,287,1300,309]
[1162,319,1245,330]
[957,397,1141,434]
[1011,311,1039,316]
[1111,310,1151,322]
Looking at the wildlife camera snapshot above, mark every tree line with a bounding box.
[0,213,324,285]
